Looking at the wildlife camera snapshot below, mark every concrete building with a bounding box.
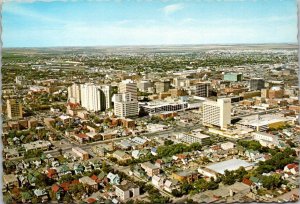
[224,73,243,82]
[68,83,81,104]
[119,79,137,101]
[115,181,140,201]
[137,80,153,92]
[155,80,171,93]
[7,99,23,120]
[72,147,89,160]
[177,132,210,145]
[114,93,139,117]
[22,140,52,152]
[250,78,265,91]
[195,82,210,97]
[141,162,160,177]
[142,101,188,114]
[202,98,231,129]
[252,132,280,147]
[80,83,111,112]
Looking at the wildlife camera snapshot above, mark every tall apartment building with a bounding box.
[155,80,171,93]
[119,80,137,101]
[195,82,210,97]
[114,93,138,117]
[202,98,231,129]
[250,78,265,91]
[80,83,111,112]
[7,99,23,120]
[68,83,81,104]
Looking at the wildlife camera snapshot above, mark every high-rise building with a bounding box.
[113,93,138,117]
[80,83,111,112]
[195,82,210,97]
[202,98,231,129]
[119,80,137,101]
[155,80,171,93]
[68,83,81,104]
[7,99,23,120]
[250,78,265,91]
[224,73,243,82]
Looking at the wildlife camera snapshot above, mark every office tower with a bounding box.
[7,99,23,120]
[80,83,111,112]
[68,83,81,104]
[195,82,210,97]
[202,98,231,129]
[113,93,138,117]
[119,79,138,101]
[250,78,265,90]
[155,80,171,93]
[224,73,243,82]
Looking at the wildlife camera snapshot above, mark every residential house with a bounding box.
[79,176,98,191]
[152,175,164,188]
[164,179,179,193]
[284,163,299,175]
[3,174,19,190]
[112,150,132,162]
[34,189,48,203]
[107,172,120,185]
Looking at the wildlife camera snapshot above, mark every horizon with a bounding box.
[3,0,297,48]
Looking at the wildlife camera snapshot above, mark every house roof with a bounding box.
[242,178,252,186]
[52,184,60,193]
[87,198,97,204]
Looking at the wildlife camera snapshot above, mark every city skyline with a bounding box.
[3,0,297,48]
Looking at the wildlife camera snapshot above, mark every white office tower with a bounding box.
[202,98,231,129]
[68,83,81,104]
[119,79,137,101]
[113,93,138,117]
[80,83,111,112]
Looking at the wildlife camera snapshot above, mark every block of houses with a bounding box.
[141,162,160,177]
[115,181,140,201]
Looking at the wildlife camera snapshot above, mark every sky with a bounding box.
[2,0,298,48]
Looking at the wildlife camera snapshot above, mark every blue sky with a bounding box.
[3,0,297,47]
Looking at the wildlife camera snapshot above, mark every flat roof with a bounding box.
[206,159,253,175]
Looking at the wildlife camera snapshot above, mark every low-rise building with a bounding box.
[141,162,160,177]
[115,181,140,201]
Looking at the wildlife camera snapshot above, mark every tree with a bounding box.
[261,174,282,190]
[222,170,236,185]
[190,142,202,151]
[181,182,193,195]
[172,189,183,197]
[164,140,174,146]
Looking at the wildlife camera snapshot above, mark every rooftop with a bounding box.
[206,159,254,175]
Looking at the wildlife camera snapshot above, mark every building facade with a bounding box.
[202,98,231,129]
[7,99,23,120]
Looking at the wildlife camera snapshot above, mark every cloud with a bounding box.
[162,3,184,16]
